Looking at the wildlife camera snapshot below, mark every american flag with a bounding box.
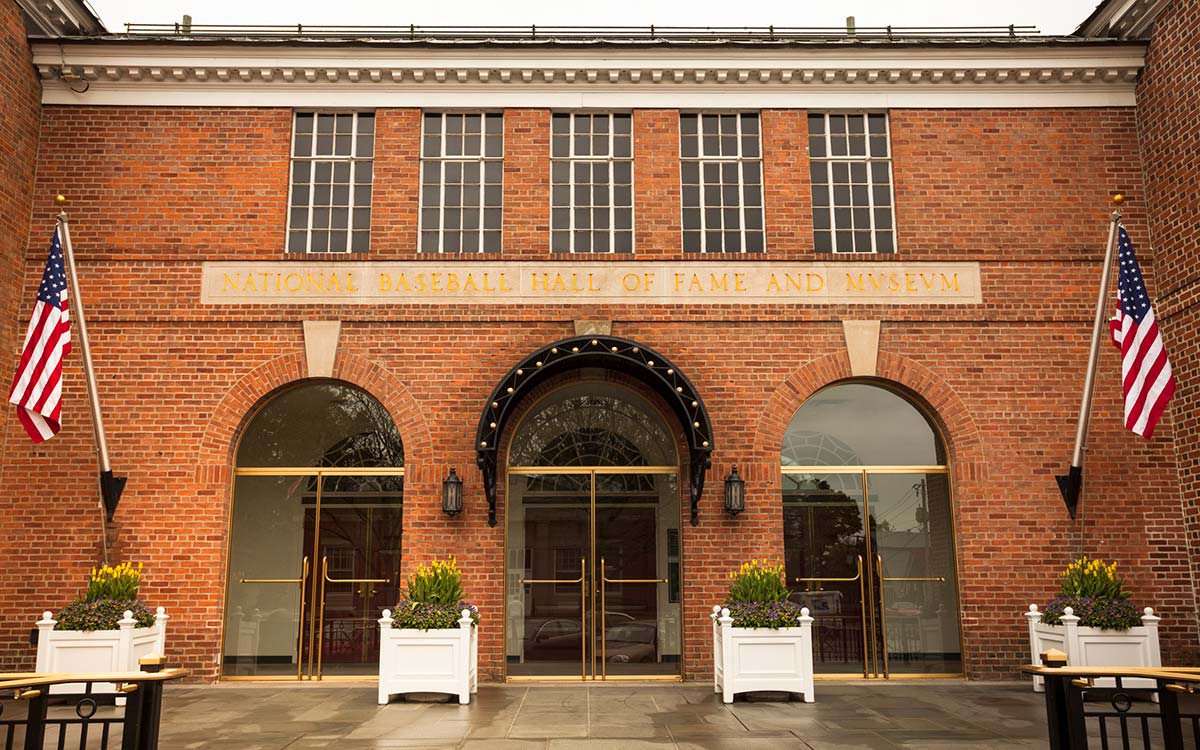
[1109,226,1175,438]
[8,228,71,442]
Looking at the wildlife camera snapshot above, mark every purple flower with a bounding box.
[1041,595,1141,631]
[392,600,480,630]
[722,600,805,629]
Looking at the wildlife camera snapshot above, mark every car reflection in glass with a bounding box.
[524,612,658,663]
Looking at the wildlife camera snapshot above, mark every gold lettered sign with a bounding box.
[200,261,982,305]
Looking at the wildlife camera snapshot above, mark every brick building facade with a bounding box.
[1,0,1198,683]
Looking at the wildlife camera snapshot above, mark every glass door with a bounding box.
[869,472,961,676]
[304,473,404,679]
[506,472,590,678]
[506,469,681,680]
[783,472,869,676]
[782,468,962,678]
[595,472,680,679]
[223,475,311,679]
[223,469,404,680]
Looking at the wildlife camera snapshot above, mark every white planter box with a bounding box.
[1025,603,1161,691]
[36,607,169,701]
[378,608,478,705]
[711,605,814,704]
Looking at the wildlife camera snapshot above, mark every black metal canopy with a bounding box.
[475,334,713,527]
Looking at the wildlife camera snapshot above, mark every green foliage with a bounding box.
[56,599,154,631]
[86,562,142,602]
[1057,557,1129,600]
[402,558,465,605]
[726,560,789,603]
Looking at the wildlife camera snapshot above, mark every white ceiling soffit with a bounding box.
[17,0,105,37]
[32,42,1146,107]
[1075,0,1171,40]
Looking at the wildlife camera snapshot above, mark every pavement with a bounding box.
[150,680,1052,749]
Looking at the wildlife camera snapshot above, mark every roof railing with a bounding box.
[119,23,1043,40]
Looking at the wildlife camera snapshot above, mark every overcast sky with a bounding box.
[89,0,1102,37]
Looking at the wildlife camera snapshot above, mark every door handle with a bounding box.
[237,557,309,681]
[322,557,391,584]
[794,555,864,585]
[520,575,585,584]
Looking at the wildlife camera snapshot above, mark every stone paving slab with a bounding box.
[148,680,1050,749]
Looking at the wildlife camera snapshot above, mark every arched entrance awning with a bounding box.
[476,334,713,527]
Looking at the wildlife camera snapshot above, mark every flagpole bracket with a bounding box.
[100,471,127,522]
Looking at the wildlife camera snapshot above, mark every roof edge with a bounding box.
[25,34,1151,49]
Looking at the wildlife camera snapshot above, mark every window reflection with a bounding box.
[237,382,404,469]
[782,383,943,466]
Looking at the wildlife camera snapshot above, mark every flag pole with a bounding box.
[1057,194,1124,519]
[54,195,125,553]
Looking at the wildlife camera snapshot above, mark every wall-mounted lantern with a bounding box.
[442,468,464,518]
[724,466,745,517]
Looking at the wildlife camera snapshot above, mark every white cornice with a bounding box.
[32,42,1146,107]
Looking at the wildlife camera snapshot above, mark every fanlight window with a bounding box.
[508,385,676,468]
[781,383,944,467]
[237,382,404,469]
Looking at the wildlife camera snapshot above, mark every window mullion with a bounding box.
[346,113,357,254]
[698,157,707,254]
[568,119,577,253]
[305,157,316,254]
[608,152,616,254]
[476,154,484,254]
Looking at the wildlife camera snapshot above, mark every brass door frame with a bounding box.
[222,467,404,682]
[782,466,963,680]
[506,466,681,682]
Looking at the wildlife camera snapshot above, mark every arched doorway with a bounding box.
[781,382,962,678]
[504,382,683,680]
[222,381,405,680]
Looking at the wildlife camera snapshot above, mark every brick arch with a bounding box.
[752,350,986,479]
[196,350,434,484]
[750,349,990,677]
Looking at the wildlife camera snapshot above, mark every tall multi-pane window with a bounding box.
[808,113,895,254]
[680,113,764,253]
[550,113,634,253]
[287,112,374,253]
[419,113,503,254]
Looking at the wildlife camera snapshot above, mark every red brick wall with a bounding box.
[1138,0,1200,645]
[0,101,1193,682]
[0,0,39,475]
